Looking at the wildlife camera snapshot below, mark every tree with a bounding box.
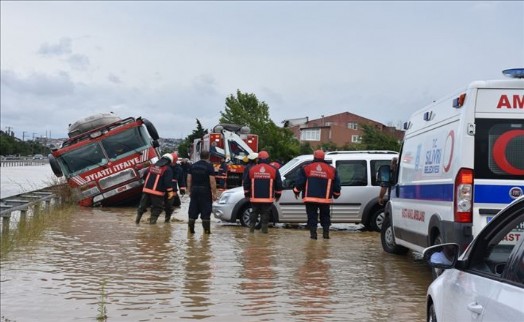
[359,124,401,151]
[219,90,300,162]
[177,119,208,158]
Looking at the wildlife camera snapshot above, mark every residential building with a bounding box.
[283,112,404,148]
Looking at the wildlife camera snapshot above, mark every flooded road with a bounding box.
[1,197,432,321]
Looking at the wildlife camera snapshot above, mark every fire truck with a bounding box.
[48,113,162,206]
[190,124,259,188]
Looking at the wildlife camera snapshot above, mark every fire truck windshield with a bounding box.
[59,127,149,175]
[60,143,107,175]
[101,127,148,160]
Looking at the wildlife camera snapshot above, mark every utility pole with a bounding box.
[23,131,27,141]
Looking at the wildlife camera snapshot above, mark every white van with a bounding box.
[213,150,398,231]
[380,69,524,255]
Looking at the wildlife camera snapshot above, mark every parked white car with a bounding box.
[423,196,524,322]
[212,150,398,231]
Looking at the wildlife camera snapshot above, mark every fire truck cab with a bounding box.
[191,124,259,188]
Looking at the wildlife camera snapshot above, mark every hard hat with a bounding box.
[313,150,325,160]
[269,161,281,169]
[258,151,269,160]
[243,156,249,163]
[162,153,174,163]
[248,152,259,160]
[171,152,178,163]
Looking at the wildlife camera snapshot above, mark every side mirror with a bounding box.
[423,243,460,269]
[376,165,391,185]
[152,140,160,148]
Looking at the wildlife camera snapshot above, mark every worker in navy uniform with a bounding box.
[136,153,175,224]
[187,150,217,234]
[243,150,282,233]
[165,152,186,222]
[293,150,341,239]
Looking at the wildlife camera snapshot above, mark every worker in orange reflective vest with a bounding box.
[293,150,341,239]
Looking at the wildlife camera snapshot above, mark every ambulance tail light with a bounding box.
[454,168,473,223]
[452,93,466,108]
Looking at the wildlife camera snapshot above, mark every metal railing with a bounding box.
[0,186,62,233]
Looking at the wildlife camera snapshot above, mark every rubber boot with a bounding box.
[188,219,196,234]
[149,216,158,224]
[310,227,318,240]
[165,214,172,223]
[323,227,330,239]
[202,220,211,234]
[261,213,269,234]
[249,213,257,233]
[135,211,144,224]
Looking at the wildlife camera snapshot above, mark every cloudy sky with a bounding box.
[1,1,523,140]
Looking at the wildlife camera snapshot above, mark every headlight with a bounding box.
[218,193,232,204]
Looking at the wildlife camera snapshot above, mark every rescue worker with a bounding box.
[243,150,282,233]
[136,153,175,224]
[216,157,228,190]
[187,150,218,234]
[378,157,398,206]
[293,150,341,239]
[165,152,185,222]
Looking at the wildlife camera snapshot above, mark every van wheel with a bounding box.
[238,205,261,229]
[381,216,409,255]
[369,208,385,232]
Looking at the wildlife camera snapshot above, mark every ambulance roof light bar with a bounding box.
[502,68,524,79]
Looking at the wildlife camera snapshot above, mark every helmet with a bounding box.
[313,150,325,160]
[258,151,269,160]
[162,153,174,163]
[171,152,178,163]
[269,161,281,169]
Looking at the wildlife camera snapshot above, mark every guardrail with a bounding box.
[0,186,63,233]
[1,159,49,167]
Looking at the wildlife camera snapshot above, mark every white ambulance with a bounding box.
[380,68,524,256]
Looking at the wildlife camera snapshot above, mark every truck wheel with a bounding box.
[48,154,63,177]
[369,208,385,232]
[381,216,409,255]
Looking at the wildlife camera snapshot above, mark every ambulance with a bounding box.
[380,68,524,256]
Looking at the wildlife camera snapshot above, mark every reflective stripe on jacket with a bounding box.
[243,162,283,203]
[143,164,173,196]
[296,161,340,204]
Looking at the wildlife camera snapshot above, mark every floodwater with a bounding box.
[1,167,433,322]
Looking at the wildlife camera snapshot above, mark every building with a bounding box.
[283,112,404,148]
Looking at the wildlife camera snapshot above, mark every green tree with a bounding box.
[359,124,401,151]
[177,119,208,158]
[219,90,300,162]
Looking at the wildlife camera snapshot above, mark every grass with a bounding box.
[97,280,108,321]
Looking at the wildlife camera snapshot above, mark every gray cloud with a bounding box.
[67,54,90,71]
[1,70,75,96]
[38,37,72,57]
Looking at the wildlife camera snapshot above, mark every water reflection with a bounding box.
[239,234,278,319]
[181,235,213,319]
[292,241,333,321]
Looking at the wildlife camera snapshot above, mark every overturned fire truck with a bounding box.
[48,113,161,206]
